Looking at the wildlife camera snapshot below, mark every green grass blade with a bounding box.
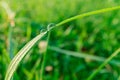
[5,6,120,80]
[5,32,47,80]
[40,27,51,80]
[87,48,120,80]
[55,6,120,27]
[8,26,14,59]
[49,46,120,66]
[1,1,15,59]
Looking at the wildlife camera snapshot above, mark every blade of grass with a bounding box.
[5,6,120,80]
[1,2,15,78]
[87,48,120,80]
[23,59,41,80]
[5,31,47,80]
[8,25,14,59]
[1,1,15,59]
[48,46,120,66]
[55,6,120,27]
[40,25,51,80]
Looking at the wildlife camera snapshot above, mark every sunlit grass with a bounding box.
[5,6,120,80]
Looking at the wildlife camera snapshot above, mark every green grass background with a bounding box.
[0,0,120,80]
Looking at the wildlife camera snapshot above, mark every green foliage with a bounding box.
[0,0,120,80]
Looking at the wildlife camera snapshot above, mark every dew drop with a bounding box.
[47,23,55,31]
[40,29,46,34]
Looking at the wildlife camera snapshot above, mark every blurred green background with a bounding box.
[0,0,120,80]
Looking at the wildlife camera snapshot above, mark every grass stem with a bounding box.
[87,48,120,80]
[40,30,51,80]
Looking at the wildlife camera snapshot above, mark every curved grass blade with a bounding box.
[87,48,120,80]
[55,6,120,27]
[5,31,47,80]
[5,6,120,80]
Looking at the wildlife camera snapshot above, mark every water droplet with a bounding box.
[47,23,55,31]
[40,29,46,33]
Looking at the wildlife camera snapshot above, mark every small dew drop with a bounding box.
[40,29,46,34]
[47,23,55,31]
[40,23,55,33]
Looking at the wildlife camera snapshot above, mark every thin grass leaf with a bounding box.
[87,48,120,80]
[49,46,120,66]
[5,31,47,80]
[1,1,15,59]
[5,6,120,80]
[40,24,52,80]
[8,25,14,59]
[55,6,120,27]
